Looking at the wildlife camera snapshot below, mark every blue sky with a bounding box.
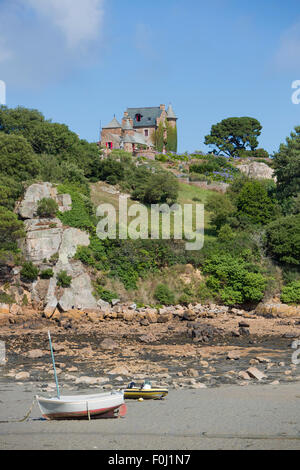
[1,0,300,154]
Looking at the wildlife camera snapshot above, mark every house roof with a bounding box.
[123,131,154,147]
[127,107,163,128]
[167,104,177,119]
[103,116,122,129]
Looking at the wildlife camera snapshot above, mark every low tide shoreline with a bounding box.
[1,381,300,450]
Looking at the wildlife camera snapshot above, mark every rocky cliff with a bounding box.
[3,183,100,320]
[237,161,275,180]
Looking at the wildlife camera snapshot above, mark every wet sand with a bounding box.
[1,380,300,450]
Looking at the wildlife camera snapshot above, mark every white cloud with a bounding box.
[0,0,105,88]
[274,22,300,70]
[26,0,104,48]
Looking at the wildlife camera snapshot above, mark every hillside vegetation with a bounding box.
[1,105,300,307]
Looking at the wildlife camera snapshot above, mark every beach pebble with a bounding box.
[15,372,30,381]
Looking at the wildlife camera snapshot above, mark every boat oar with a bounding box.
[48,330,60,399]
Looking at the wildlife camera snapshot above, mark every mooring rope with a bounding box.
[0,397,36,424]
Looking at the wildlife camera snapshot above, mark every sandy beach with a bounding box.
[1,380,300,450]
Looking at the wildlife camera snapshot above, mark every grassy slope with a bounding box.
[90,181,217,243]
[89,180,218,305]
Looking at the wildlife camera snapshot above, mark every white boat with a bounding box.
[36,390,126,420]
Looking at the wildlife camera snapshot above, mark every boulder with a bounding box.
[139,333,157,343]
[97,299,111,311]
[100,338,118,350]
[246,367,266,380]
[238,161,275,180]
[57,267,98,313]
[108,365,130,376]
[227,350,241,360]
[27,349,46,359]
[256,302,300,318]
[15,371,30,381]
[238,371,251,380]
[58,228,90,264]
[145,311,158,324]
[20,219,63,264]
[157,313,173,323]
[183,310,197,321]
[17,182,71,219]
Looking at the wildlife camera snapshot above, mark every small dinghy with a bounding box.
[37,331,127,421]
[124,380,168,400]
[36,391,126,420]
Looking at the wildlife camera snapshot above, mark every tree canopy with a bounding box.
[273,126,300,202]
[204,117,262,158]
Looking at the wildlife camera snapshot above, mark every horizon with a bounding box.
[1,0,300,154]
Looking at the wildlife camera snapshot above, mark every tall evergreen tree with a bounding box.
[273,126,300,202]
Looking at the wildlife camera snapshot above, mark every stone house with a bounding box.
[100,104,177,156]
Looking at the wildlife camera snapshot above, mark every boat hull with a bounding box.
[36,391,126,420]
[124,388,168,400]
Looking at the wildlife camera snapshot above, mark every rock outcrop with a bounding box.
[16,183,99,315]
[237,161,275,180]
[256,302,300,318]
[17,182,71,219]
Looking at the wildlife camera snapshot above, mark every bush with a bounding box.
[265,214,300,265]
[57,183,96,232]
[131,171,179,204]
[0,176,24,210]
[40,268,54,279]
[36,198,59,218]
[154,284,175,306]
[235,181,278,226]
[57,270,72,288]
[21,262,39,282]
[203,254,267,306]
[0,207,25,251]
[0,292,15,304]
[0,133,39,181]
[94,285,117,303]
[281,281,300,304]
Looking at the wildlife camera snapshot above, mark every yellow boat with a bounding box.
[124,381,168,400]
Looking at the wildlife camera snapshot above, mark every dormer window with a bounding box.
[135,113,142,122]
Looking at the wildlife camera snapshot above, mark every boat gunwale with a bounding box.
[36,391,124,406]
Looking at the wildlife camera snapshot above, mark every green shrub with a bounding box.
[265,214,300,265]
[57,183,96,232]
[36,198,59,218]
[94,286,117,303]
[0,207,25,251]
[203,254,267,306]
[50,252,59,263]
[235,181,278,226]
[154,284,175,306]
[21,262,39,282]
[40,268,54,279]
[0,133,39,181]
[0,176,24,211]
[281,281,300,304]
[57,270,72,288]
[0,292,15,304]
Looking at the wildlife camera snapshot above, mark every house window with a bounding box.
[144,129,149,137]
[135,113,142,122]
